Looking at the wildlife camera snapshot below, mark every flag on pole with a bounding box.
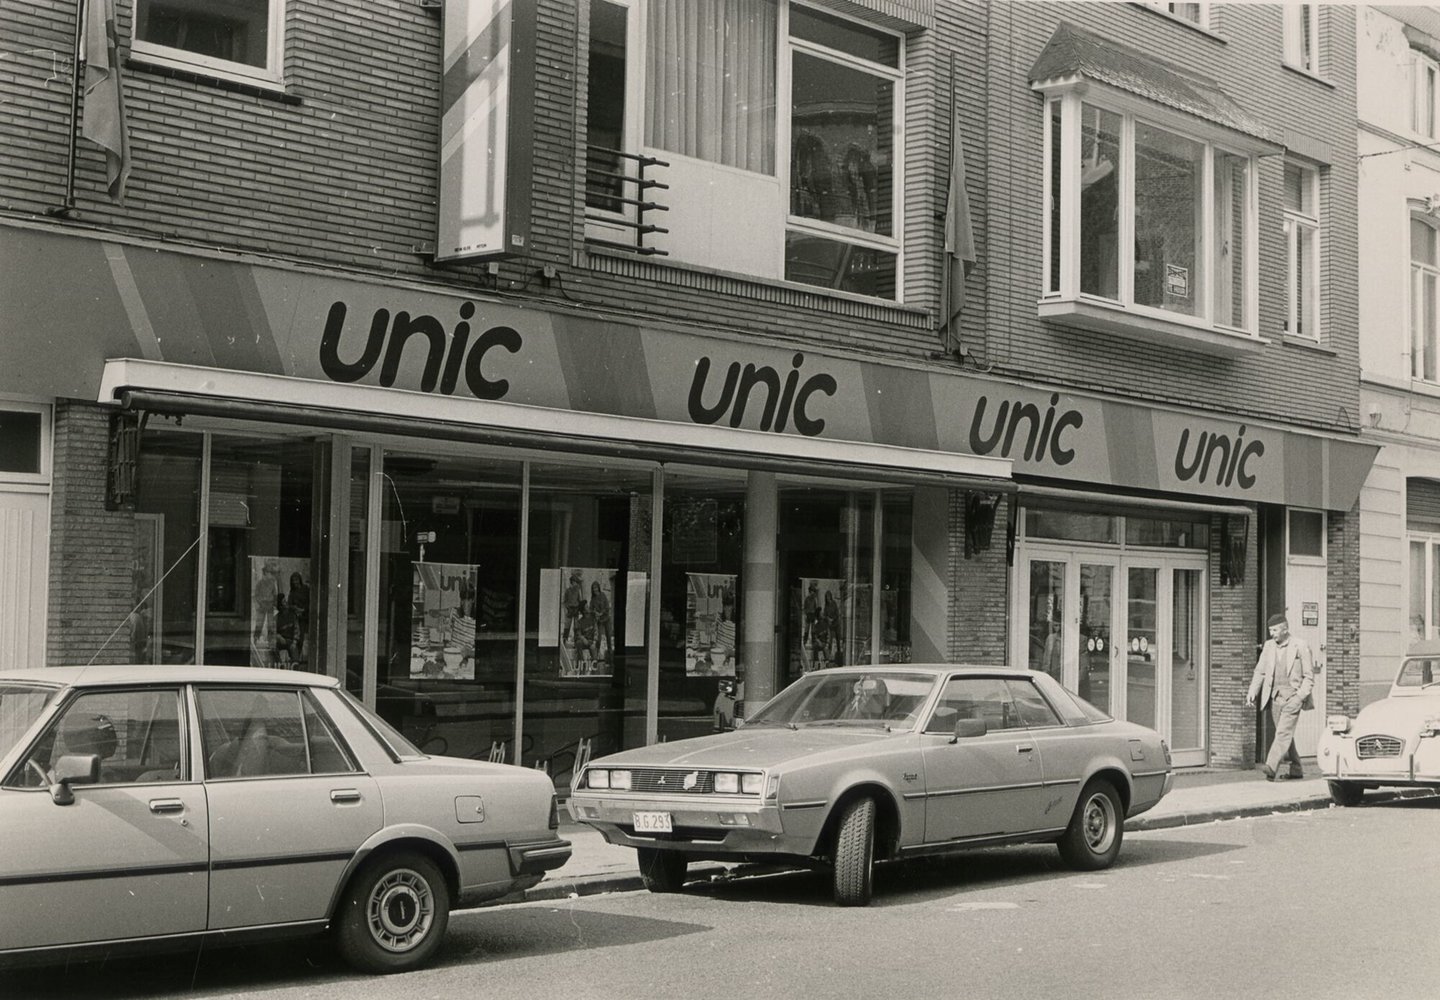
[81,0,130,203]
[940,111,976,354]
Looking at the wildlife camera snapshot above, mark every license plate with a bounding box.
[633,811,673,833]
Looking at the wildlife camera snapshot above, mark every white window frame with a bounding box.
[1408,531,1440,643]
[1036,82,1262,341]
[782,5,906,280]
[129,0,286,89]
[1282,4,1319,75]
[0,399,52,488]
[1414,52,1439,140]
[1411,206,1440,383]
[1139,2,1208,29]
[1283,161,1320,341]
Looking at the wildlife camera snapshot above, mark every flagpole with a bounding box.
[48,0,85,217]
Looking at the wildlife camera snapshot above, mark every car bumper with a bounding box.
[507,836,573,878]
[568,791,815,858]
[1318,733,1440,782]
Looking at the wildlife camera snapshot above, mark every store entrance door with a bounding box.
[0,489,47,669]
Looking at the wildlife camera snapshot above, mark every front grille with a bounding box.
[627,768,716,794]
[1356,735,1405,759]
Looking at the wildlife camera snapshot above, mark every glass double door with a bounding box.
[1016,547,1206,765]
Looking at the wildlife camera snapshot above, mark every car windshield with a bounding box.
[0,682,61,760]
[745,671,938,729]
[1396,656,1440,688]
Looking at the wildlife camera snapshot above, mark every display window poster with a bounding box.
[410,562,478,679]
[686,572,737,677]
[250,556,312,669]
[541,567,617,677]
[797,577,845,673]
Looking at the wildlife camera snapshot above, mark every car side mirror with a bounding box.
[951,717,987,742]
[50,753,100,805]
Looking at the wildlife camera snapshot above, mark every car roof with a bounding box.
[803,664,1024,677]
[0,665,341,689]
[1406,639,1440,658]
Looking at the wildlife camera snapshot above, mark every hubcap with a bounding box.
[1082,793,1115,853]
[366,868,434,953]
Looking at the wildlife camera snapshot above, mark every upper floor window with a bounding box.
[583,0,904,301]
[1282,161,1320,339]
[1412,210,1440,382]
[0,403,50,485]
[1141,3,1207,27]
[1040,92,1259,338]
[1283,4,1319,74]
[1415,52,1439,139]
[130,0,284,88]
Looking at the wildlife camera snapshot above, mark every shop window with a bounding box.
[1038,91,1261,344]
[1026,508,1116,544]
[1287,509,1325,559]
[375,452,522,765]
[344,447,371,700]
[659,469,746,738]
[525,462,653,789]
[1124,515,1210,549]
[1412,210,1440,383]
[1282,4,1318,74]
[135,429,203,664]
[1283,161,1320,340]
[203,435,317,669]
[131,0,285,88]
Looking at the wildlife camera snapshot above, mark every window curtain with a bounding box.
[646,0,776,174]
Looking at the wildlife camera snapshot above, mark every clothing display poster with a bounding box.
[409,562,477,679]
[250,556,312,669]
[686,572,737,677]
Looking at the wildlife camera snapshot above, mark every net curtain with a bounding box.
[646,0,777,175]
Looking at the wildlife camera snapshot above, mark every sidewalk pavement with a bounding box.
[509,767,1434,905]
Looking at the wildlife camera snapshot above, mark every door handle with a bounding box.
[1015,744,1035,754]
[148,798,185,814]
[330,788,362,803]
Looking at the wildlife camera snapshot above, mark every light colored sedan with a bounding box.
[569,665,1172,906]
[1318,641,1440,806]
[0,666,570,973]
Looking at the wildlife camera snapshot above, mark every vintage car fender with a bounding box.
[778,753,918,855]
[323,822,463,917]
[1074,753,1138,811]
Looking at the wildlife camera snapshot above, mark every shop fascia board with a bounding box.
[98,359,1015,491]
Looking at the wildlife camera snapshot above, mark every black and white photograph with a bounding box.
[6,1,1440,997]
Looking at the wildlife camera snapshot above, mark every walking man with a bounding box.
[1245,611,1316,780]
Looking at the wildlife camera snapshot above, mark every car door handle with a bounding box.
[1015,744,1035,754]
[330,788,362,803]
[149,798,185,814]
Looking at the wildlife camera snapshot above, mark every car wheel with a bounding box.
[832,796,876,907]
[1058,780,1123,871]
[637,847,688,893]
[1328,780,1365,807]
[334,850,450,974]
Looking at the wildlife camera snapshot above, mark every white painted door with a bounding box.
[0,489,48,669]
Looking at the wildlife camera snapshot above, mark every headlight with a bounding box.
[1422,717,1440,737]
[586,768,609,789]
[764,774,780,800]
[610,769,632,790]
[713,772,739,794]
[740,772,764,795]
[1326,715,1351,734]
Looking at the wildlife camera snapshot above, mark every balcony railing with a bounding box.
[584,145,670,256]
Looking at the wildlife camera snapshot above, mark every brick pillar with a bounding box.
[1326,504,1361,717]
[950,491,1010,664]
[48,401,135,665]
[1207,509,1260,767]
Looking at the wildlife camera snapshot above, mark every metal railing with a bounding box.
[584,145,670,256]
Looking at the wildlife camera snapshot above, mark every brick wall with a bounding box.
[950,490,1010,663]
[1208,508,1260,767]
[1326,504,1361,716]
[47,402,136,666]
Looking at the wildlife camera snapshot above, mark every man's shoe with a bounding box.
[1261,765,1275,781]
[1287,770,1304,780]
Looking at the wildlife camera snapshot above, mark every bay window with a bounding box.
[1038,86,1261,347]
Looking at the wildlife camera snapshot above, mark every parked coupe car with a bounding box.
[569,665,1172,905]
[0,665,571,973]
[1317,641,1440,806]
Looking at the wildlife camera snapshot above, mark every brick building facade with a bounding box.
[0,0,1374,773]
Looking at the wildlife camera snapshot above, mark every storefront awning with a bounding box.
[99,360,1015,491]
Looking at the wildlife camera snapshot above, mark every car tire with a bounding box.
[637,847,688,893]
[1058,779,1123,871]
[832,796,876,907]
[1328,780,1365,807]
[334,850,450,974]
